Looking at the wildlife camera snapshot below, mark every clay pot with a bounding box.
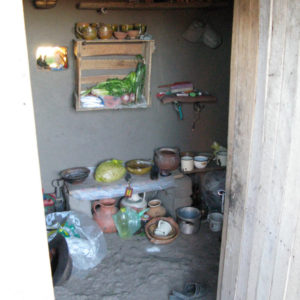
[92,198,118,233]
[147,199,166,219]
[98,24,113,40]
[76,24,97,40]
[154,147,180,176]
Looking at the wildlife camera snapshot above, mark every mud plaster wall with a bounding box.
[23,0,232,191]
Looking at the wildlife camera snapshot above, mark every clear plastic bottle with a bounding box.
[117,208,131,239]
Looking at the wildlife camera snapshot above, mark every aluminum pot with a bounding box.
[176,207,201,235]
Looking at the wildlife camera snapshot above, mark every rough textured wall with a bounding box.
[23,0,232,191]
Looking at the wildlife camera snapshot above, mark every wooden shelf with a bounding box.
[161,95,217,104]
[74,39,155,111]
[183,165,225,174]
[77,1,229,10]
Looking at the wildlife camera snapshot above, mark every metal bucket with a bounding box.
[176,207,201,235]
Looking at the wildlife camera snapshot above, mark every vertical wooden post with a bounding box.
[218,0,300,299]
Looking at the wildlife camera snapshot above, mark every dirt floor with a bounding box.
[54,221,221,300]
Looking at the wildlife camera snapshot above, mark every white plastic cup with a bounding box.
[208,212,223,232]
[181,156,194,172]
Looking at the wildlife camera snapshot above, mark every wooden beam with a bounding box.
[77,1,229,10]
[81,59,137,70]
[161,95,217,104]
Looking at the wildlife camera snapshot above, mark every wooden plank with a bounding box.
[81,59,137,70]
[77,1,229,10]
[217,0,260,299]
[143,40,154,106]
[182,166,225,175]
[161,95,217,104]
[218,1,300,300]
[81,74,126,85]
[79,43,144,57]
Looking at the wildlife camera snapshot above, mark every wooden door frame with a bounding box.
[0,1,55,299]
[218,0,300,299]
[2,0,299,299]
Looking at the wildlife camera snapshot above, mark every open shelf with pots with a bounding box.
[74,39,155,111]
[160,95,217,104]
[77,1,229,11]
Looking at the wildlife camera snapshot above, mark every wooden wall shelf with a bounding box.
[183,165,225,174]
[161,95,217,104]
[74,39,155,111]
[77,1,229,10]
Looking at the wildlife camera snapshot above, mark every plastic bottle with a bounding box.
[117,208,131,239]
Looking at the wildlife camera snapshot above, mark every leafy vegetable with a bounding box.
[81,55,146,102]
[94,159,126,183]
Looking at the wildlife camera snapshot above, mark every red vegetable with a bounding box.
[121,93,130,104]
[129,93,136,103]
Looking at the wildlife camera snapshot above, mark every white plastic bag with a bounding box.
[46,211,107,272]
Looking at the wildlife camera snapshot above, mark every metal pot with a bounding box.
[176,207,201,235]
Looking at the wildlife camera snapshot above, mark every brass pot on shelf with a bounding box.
[98,24,113,40]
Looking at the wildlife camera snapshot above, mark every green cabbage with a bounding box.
[94,159,126,183]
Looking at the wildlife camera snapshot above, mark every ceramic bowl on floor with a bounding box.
[145,217,179,244]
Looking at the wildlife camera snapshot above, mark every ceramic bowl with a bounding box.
[127,30,139,39]
[145,217,180,244]
[121,24,134,32]
[194,155,209,169]
[60,167,90,184]
[125,159,152,175]
[114,31,128,40]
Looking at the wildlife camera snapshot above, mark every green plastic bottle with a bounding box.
[117,208,131,239]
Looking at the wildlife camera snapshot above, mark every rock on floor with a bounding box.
[55,222,221,300]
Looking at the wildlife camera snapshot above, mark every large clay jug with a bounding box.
[92,198,118,233]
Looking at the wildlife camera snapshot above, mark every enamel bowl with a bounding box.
[194,155,209,169]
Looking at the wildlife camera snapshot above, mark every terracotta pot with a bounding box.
[147,199,166,218]
[154,147,180,176]
[92,198,118,233]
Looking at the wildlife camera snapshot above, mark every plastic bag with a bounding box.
[94,159,126,183]
[46,211,107,272]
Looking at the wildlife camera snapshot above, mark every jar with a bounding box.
[98,24,113,39]
[147,199,166,218]
[154,147,180,176]
[92,198,118,233]
[181,156,194,172]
